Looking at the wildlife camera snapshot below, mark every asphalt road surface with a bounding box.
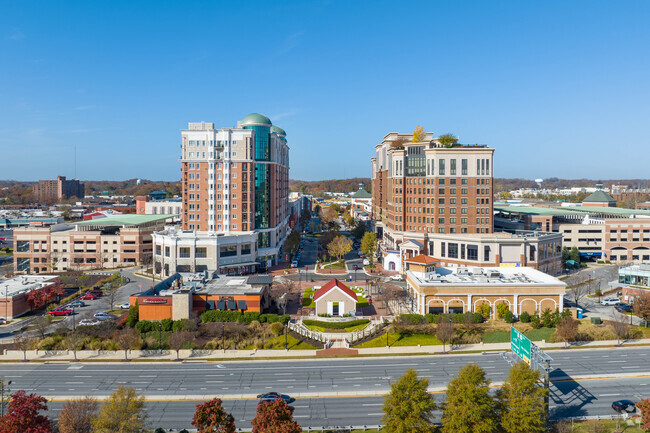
[1,348,649,428]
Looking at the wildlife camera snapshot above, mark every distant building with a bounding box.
[581,190,617,208]
[617,263,650,305]
[349,183,372,219]
[149,190,168,201]
[135,196,182,217]
[33,176,85,202]
[0,275,62,319]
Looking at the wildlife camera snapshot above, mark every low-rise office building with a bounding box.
[617,263,650,304]
[13,214,174,274]
[130,272,272,321]
[405,255,566,318]
[0,275,62,319]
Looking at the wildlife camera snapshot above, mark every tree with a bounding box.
[114,328,142,361]
[65,331,84,362]
[282,230,301,258]
[191,398,235,433]
[441,364,498,433]
[342,210,354,227]
[251,398,301,433]
[637,399,650,430]
[34,316,50,340]
[436,319,454,353]
[169,331,191,361]
[412,125,425,143]
[14,334,33,362]
[555,316,578,348]
[319,207,337,226]
[57,397,98,433]
[497,362,548,433]
[610,313,630,345]
[569,247,581,266]
[634,291,650,327]
[327,235,352,263]
[351,220,367,239]
[360,232,377,265]
[438,133,459,147]
[126,304,139,328]
[0,390,51,433]
[91,386,147,433]
[382,368,436,433]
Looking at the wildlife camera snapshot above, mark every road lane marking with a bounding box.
[600,393,620,397]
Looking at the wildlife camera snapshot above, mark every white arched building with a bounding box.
[404,254,566,318]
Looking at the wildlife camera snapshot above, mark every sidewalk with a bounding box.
[4,337,650,362]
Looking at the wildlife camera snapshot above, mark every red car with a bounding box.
[80,294,97,300]
[48,308,72,316]
[88,290,102,297]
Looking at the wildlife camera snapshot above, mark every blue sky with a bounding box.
[1,0,649,182]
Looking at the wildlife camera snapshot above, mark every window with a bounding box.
[438,217,445,224]
[16,240,30,252]
[220,245,237,257]
[461,159,468,175]
[439,159,445,175]
[450,159,456,175]
[448,243,458,258]
[441,242,446,257]
[196,247,207,258]
[467,245,478,260]
[484,246,490,261]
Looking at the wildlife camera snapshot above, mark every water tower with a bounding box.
[535,178,543,188]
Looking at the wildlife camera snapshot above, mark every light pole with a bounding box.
[221,322,225,352]
[386,321,390,348]
[284,323,288,350]
[158,322,162,353]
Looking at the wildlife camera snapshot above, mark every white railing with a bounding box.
[288,321,330,344]
[348,319,385,344]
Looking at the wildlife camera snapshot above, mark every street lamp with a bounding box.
[385,321,390,348]
[158,322,162,353]
[284,323,288,350]
[221,322,225,352]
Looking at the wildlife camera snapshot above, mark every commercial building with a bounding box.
[616,263,650,305]
[152,113,291,277]
[313,279,358,316]
[135,196,182,217]
[13,214,174,274]
[130,272,273,321]
[0,275,62,319]
[404,255,566,318]
[495,200,650,263]
[33,176,85,202]
[350,184,372,220]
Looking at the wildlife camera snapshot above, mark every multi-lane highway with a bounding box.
[1,347,649,429]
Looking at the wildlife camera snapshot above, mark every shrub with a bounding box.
[503,310,514,323]
[200,310,243,323]
[519,311,531,323]
[135,320,154,333]
[126,304,139,328]
[38,336,60,350]
[472,312,484,323]
[279,314,291,325]
[161,318,173,332]
[531,314,542,329]
[541,309,554,328]
[261,314,279,323]
[270,322,284,336]
[155,428,166,433]
[496,303,510,319]
[400,314,424,325]
[302,319,369,330]
[302,298,312,307]
[425,313,438,324]
[477,303,491,319]
[242,312,261,324]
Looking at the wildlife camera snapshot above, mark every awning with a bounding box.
[227,300,236,310]
[206,300,215,310]
[238,300,247,310]
[216,301,226,310]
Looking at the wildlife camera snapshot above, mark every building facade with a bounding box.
[404,256,566,318]
[152,113,291,277]
[0,275,62,319]
[33,176,85,202]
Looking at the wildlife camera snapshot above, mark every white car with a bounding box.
[601,297,621,306]
[78,319,100,326]
[116,302,130,309]
[93,312,116,321]
[389,274,404,281]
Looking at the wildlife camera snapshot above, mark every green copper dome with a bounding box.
[270,125,287,136]
[241,113,272,126]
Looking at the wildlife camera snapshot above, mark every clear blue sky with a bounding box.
[1,0,649,182]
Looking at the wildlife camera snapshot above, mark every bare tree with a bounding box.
[66,331,84,362]
[114,328,141,362]
[567,274,590,308]
[436,319,455,353]
[169,331,191,361]
[274,277,296,315]
[610,313,630,346]
[556,316,579,348]
[33,315,50,340]
[58,396,98,433]
[14,334,33,362]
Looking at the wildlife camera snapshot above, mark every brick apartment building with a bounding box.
[33,176,85,202]
[13,214,173,274]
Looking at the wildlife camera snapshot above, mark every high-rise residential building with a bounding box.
[371,131,562,274]
[152,113,291,277]
[32,176,85,202]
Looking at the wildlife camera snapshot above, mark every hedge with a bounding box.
[302,319,369,330]
[201,311,290,325]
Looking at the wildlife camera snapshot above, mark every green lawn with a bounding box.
[320,260,346,270]
[354,332,441,348]
[482,327,556,344]
[243,335,317,350]
[525,327,555,341]
[302,287,315,308]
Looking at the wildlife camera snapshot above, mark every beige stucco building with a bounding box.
[313,279,358,316]
[404,255,566,319]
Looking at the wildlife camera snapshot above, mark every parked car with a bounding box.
[93,312,115,321]
[291,260,298,268]
[48,308,73,316]
[68,301,85,308]
[0,318,7,325]
[257,392,293,404]
[611,400,636,413]
[363,258,370,266]
[601,297,621,306]
[389,274,404,281]
[116,302,130,309]
[615,303,633,313]
[88,290,103,297]
[78,319,101,326]
[80,294,97,300]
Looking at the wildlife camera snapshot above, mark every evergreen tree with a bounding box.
[382,368,437,433]
[441,364,497,433]
[497,362,548,433]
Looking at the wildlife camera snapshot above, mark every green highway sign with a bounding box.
[510,326,531,365]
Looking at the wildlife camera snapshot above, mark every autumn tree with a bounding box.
[497,362,548,433]
[634,291,650,327]
[114,328,142,361]
[555,316,579,348]
[438,133,459,147]
[441,364,498,433]
[412,125,425,142]
[361,232,377,264]
[382,368,436,433]
[351,220,367,239]
[610,313,630,345]
[191,398,235,433]
[342,210,354,227]
[57,397,98,433]
[282,230,301,258]
[0,390,51,433]
[436,319,455,353]
[91,386,147,433]
[637,399,650,430]
[251,398,301,433]
[327,235,352,263]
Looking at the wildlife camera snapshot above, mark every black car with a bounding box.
[257,392,293,404]
[615,303,633,313]
[611,400,636,413]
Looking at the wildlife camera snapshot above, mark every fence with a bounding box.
[288,321,332,348]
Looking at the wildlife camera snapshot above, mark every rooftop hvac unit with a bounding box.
[489,271,501,278]
[457,268,470,275]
